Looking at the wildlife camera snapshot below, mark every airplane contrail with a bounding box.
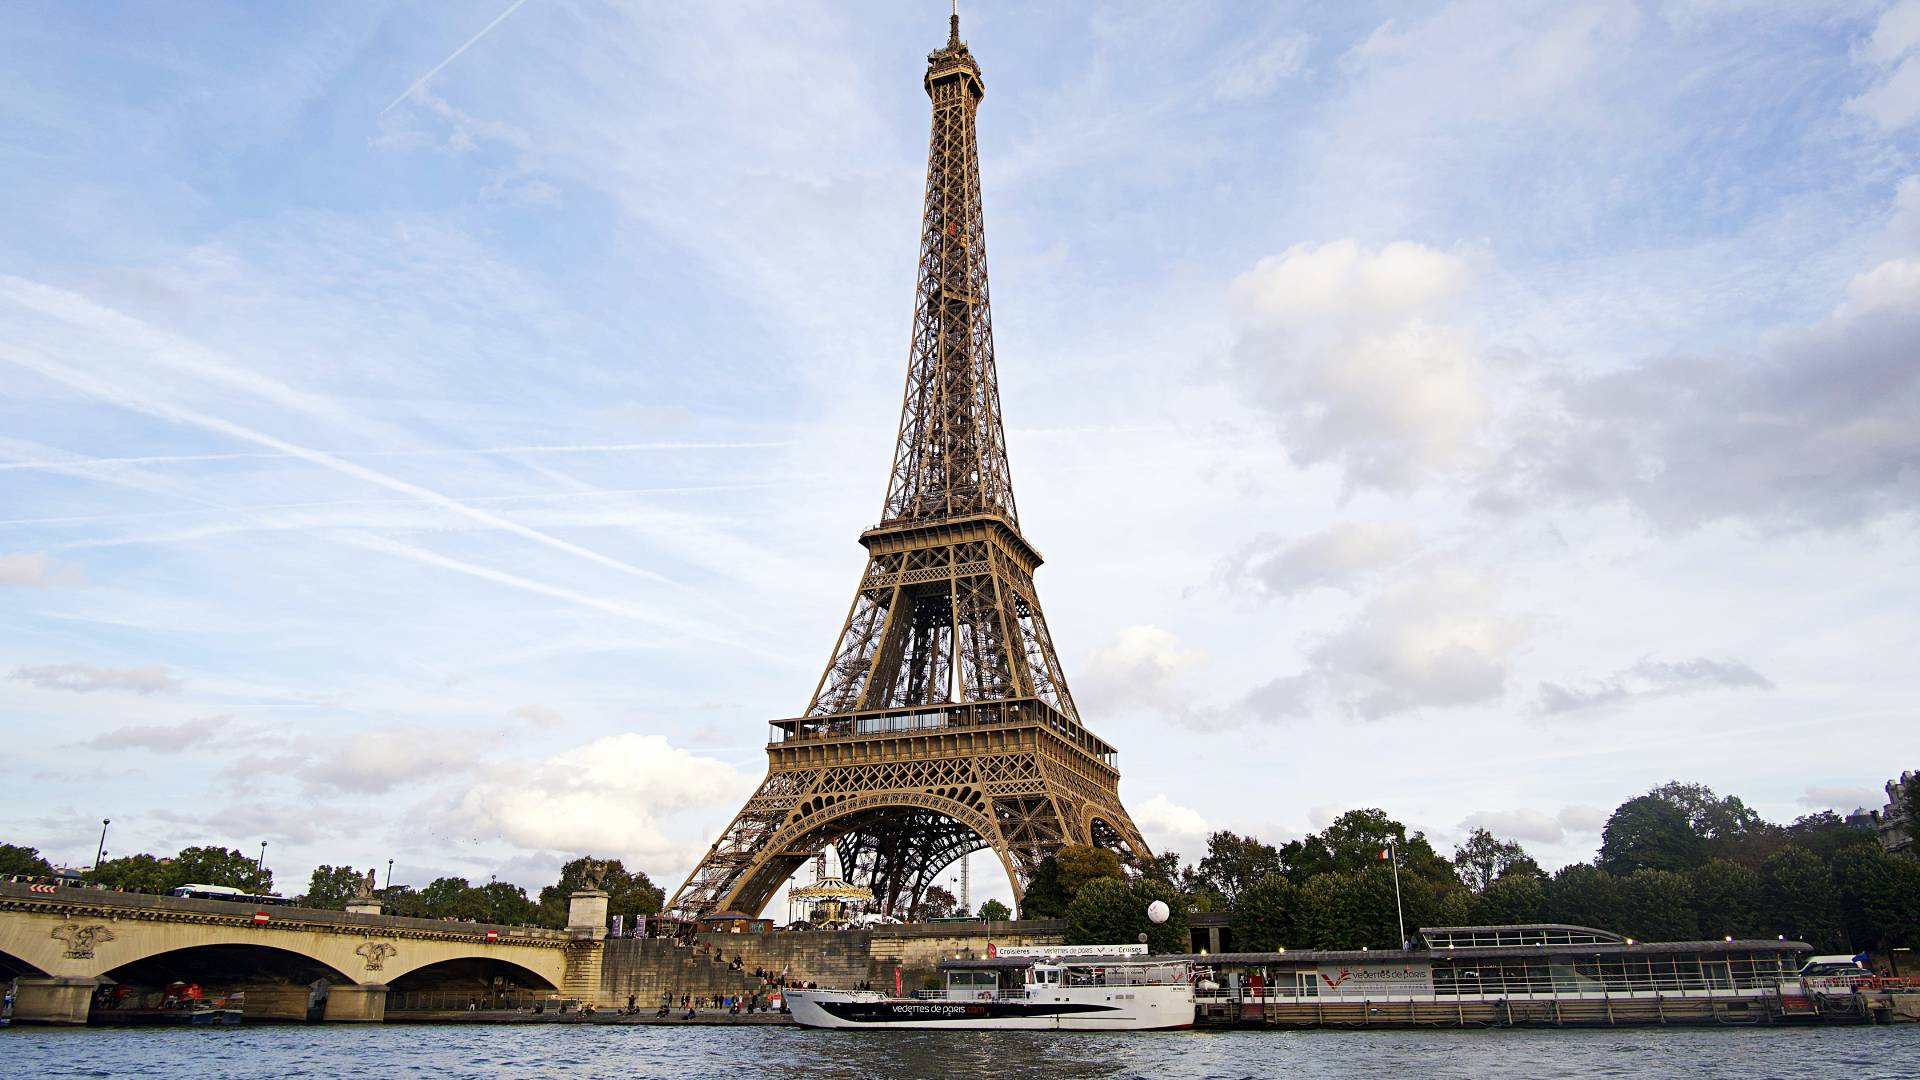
[381,0,533,116]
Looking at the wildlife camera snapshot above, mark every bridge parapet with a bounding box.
[0,881,569,946]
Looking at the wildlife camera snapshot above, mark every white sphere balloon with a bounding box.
[1146,899,1170,925]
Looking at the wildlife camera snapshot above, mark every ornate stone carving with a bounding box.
[578,858,609,891]
[355,940,397,971]
[52,921,114,959]
[353,868,377,899]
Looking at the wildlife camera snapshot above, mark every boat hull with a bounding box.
[787,988,1193,1031]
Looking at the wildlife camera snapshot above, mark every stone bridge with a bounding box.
[0,881,593,1024]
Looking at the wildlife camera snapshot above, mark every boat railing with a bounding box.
[909,989,1031,1002]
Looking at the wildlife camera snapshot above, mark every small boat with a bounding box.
[786,952,1194,1031]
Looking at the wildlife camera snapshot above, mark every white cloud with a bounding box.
[1299,568,1526,721]
[1134,793,1209,854]
[509,704,564,729]
[11,662,183,695]
[1849,0,1920,131]
[1538,656,1774,715]
[1460,808,1565,844]
[1556,805,1608,835]
[0,552,51,586]
[1800,785,1883,812]
[1219,522,1417,598]
[458,734,756,870]
[1080,625,1206,709]
[83,718,224,752]
[1212,33,1310,100]
[1229,240,1489,490]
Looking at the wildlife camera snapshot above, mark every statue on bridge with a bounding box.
[578,858,610,892]
[354,868,378,899]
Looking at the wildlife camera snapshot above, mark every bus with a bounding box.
[168,884,295,906]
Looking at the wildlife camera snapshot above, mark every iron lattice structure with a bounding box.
[667,15,1150,921]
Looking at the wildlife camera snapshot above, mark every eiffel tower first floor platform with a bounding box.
[665,697,1151,920]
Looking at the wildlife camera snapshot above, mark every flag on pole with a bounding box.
[1377,848,1391,861]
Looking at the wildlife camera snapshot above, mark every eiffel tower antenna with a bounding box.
[667,12,1150,923]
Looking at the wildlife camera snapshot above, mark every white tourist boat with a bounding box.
[786,947,1195,1031]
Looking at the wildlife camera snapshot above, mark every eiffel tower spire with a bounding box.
[666,15,1149,923]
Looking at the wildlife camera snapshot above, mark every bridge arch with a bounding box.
[729,791,1021,919]
[0,945,48,979]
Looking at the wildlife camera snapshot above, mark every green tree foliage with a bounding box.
[170,845,272,893]
[1452,828,1539,892]
[1064,876,1188,953]
[1832,844,1920,952]
[1056,846,1126,899]
[1019,847,1122,919]
[917,885,960,920]
[1646,781,1765,845]
[1546,864,1621,929]
[1019,857,1068,918]
[1140,851,1183,886]
[1231,874,1297,952]
[304,865,364,909]
[977,898,1012,922]
[0,843,53,878]
[1614,869,1699,942]
[1599,796,1704,874]
[1688,859,1763,939]
[479,881,536,926]
[1471,874,1548,926]
[533,857,664,930]
[1782,812,1878,866]
[419,876,491,921]
[1292,868,1413,950]
[1194,831,1281,903]
[90,853,177,892]
[1759,847,1845,951]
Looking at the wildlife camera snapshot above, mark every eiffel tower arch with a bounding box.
[667,13,1150,921]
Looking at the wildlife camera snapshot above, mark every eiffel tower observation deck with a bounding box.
[666,10,1150,922]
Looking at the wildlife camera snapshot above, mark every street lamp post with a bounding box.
[386,858,394,890]
[93,818,111,872]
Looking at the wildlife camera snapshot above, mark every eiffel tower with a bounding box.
[666,10,1150,921]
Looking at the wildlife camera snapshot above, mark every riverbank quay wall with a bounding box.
[595,920,1068,1005]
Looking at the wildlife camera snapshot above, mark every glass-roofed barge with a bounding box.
[1180,924,1913,1027]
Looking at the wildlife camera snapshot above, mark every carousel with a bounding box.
[785,876,877,930]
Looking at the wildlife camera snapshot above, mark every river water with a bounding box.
[4,1024,1919,1079]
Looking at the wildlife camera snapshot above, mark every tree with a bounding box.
[1232,874,1297,952]
[1759,847,1845,951]
[1064,876,1188,954]
[1019,857,1069,918]
[1688,859,1762,939]
[1832,844,1920,953]
[977,898,1012,922]
[1646,781,1765,844]
[1140,851,1183,886]
[534,857,664,929]
[1453,829,1535,892]
[1599,796,1704,875]
[1546,863,1621,930]
[419,876,490,921]
[91,853,179,893]
[170,846,271,893]
[1614,869,1699,942]
[0,843,53,878]
[917,885,960,920]
[1055,846,1126,899]
[1194,831,1280,903]
[1471,874,1547,926]
[478,881,536,926]
[304,865,364,909]
[1292,868,1408,950]
[1065,877,1136,947]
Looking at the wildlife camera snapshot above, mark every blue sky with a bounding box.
[2,1,1917,912]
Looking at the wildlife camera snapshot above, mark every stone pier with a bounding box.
[9,976,101,1025]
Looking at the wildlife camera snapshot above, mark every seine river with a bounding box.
[4,1025,1919,1079]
